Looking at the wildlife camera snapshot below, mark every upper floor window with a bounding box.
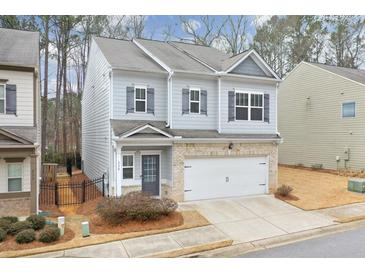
[135,86,147,112]
[122,154,134,180]
[0,84,5,114]
[342,102,356,118]
[190,88,200,114]
[8,163,22,192]
[235,91,263,121]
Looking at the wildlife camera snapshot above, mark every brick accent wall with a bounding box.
[170,142,278,202]
[0,197,31,217]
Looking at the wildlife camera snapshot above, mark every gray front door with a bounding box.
[142,155,160,195]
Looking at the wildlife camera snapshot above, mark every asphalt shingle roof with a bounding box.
[94,37,166,73]
[0,127,37,144]
[111,120,280,140]
[309,62,365,86]
[0,28,39,67]
[135,38,213,73]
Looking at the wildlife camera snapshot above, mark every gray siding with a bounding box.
[171,74,218,130]
[0,70,35,127]
[112,71,167,121]
[121,146,172,187]
[278,62,365,170]
[82,40,111,180]
[220,77,277,134]
[231,56,268,77]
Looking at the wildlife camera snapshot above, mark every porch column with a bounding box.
[116,144,122,197]
[30,153,38,213]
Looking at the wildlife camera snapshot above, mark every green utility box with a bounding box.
[348,178,365,193]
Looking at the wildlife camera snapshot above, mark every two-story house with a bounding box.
[279,62,365,170]
[82,37,281,202]
[0,28,41,216]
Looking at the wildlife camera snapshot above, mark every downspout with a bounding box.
[166,71,174,128]
[218,76,222,133]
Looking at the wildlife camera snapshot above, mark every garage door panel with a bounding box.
[184,156,268,201]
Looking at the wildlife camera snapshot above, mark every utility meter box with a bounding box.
[344,148,350,161]
[348,178,365,193]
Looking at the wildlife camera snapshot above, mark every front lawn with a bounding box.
[0,193,209,258]
[277,165,365,210]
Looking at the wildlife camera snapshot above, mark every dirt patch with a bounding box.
[0,228,75,252]
[90,212,183,234]
[76,197,103,216]
[278,165,365,210]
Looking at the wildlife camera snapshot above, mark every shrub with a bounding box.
[311,163,323,169]
[0,219,12,233]
[96,191,178,224]
[26,214,46,230]
[0,228,6,242]
[276,185,293,197]
[38,226,61,243]
[15,229,35,244]
[8,221,33,235]
[0,216,18,223]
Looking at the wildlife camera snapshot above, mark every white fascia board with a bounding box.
[121,124,174,139]
[219,72,281,82]
[132,39,172,74]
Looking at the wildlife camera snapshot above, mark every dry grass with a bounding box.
[278,165,365,210]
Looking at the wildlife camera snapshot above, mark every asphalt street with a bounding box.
[240,226,365,258]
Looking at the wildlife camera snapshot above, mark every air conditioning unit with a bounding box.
[348,178,365,193]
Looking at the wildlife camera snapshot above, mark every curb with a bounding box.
[183,220,365,258]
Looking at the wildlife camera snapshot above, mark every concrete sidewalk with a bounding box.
[27,225,231,258]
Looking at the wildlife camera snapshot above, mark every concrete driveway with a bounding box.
[180,195,335,244]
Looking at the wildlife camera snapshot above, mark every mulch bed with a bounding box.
[275,193,300,201]
[0,228,75,252]
[89,212,184,234]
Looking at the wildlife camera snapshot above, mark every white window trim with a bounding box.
[134,85,147,113]
[235,90,264,122]
[0,83,5,114]
[189,87,201,114]
[122,153,135,181]
[7,162,23,193]
[342,101,356,118]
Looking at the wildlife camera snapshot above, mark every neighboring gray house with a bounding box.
[0,28,41,216]
[82,37,281,202]
[279,61,365,170]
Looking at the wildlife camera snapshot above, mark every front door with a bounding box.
[141,155,160,196]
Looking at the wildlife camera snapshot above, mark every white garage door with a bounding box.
[184,156,268,201]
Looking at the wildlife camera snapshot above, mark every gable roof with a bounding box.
[94,36,280,79]
[0,28,39,68]
[93,37,166,73]
[169,41,230,71]
[307,62,365,86]
[0,127,37,147]
[134,38,213,73]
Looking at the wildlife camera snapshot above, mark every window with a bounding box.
[342,102,356,118]
[0,84,5,114]
[250,93,263,121]
[122,155,134,179]
[8,163,22,192]
[235,92,263,121]
[135,86,146,112]
[190,89,200,114]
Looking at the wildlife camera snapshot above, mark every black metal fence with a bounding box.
[40,175,105,206]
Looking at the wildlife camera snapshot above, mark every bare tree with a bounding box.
[221,16,250,54]
[179,16,226,47]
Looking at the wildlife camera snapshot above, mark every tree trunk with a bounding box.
[41,16,50,162]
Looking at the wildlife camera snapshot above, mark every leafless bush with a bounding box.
[275,185,293,197]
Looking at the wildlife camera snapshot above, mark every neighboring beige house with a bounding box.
[278,61,365,170]
[0,28,41,216]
